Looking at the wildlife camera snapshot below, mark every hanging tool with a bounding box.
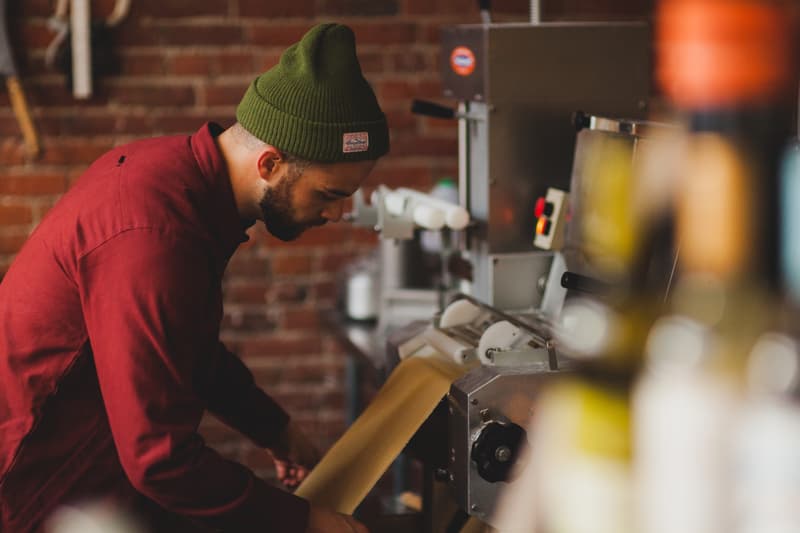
[0,0,41,158]
[46,0,130,98]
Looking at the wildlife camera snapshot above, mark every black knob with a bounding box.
[573,110,591,131]
[561,271,609,295]
[471,421,526,483]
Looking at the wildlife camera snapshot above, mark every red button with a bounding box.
[534,197,554,218]
[534,197,546,218]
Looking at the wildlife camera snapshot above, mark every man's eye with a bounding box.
[319,192,339,202]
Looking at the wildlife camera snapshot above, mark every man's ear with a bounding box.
[256,145,285,184]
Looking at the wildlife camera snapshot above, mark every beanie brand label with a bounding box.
[343,132,369,153]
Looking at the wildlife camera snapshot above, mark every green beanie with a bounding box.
[236,23,389,163]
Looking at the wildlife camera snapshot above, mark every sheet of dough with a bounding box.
[296,351,468,513]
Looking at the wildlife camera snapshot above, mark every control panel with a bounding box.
[533,188,569,250]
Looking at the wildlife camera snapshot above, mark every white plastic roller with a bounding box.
[477,320,522,366]
[439,298,483,328]
[394,187,470,230]
[383,188,470,231]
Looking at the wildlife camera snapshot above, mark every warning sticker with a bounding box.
[450,46,476,77]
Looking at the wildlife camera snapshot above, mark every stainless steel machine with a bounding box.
[348,20,655,530]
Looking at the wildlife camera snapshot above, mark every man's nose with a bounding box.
[322,200,344,222]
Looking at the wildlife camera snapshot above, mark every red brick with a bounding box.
[256,51,284,73]
[271,388,345,411]
[385,109,416,131]
[248,24,310,47]
[320,0,399,16]
[272,254,313,276]
[19,21,55,49]
[320,250,358,272]
[0,175,68,196]
[203,85,247,107]
[39,142,114,165]
[282,361,343,385]
[416,79,445,99]
[420,23,443,44]
[170,54,213,76]
[226,254,270,277]
[389,50,428,72]
[34,198,59,222]
[36,116,118,137]
[0,140,27,166]
[156,24,244,46]
[250,364,284,386]
[217,52,256,75]
[283,308,321,330]
[92,0,121,19]
[26,81,111,107]
[223,282,270,304]
[377,79,416,101]
[350,227,379,245]
[112,85,195,107]
[492,0,531,15]
[116,21,161,47]
[155,115,220,135]
[312,280,338,302]
[350,22,417,45]
[239,336,322,358]
[239,0,316,17]
[136,0,228,18]
[0,205,33,225]
[369,164,433,187]
[356,51,385,75]
[222,309,276,332]
[389,136,457,157]
[270,283,309,303]
[119,53,167,76]
[13,0,53,17]
[116,116,154,136]
[423,115,459,135]
[407,0,480,14]
[0,234,29,254]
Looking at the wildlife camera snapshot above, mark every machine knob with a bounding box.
[573,110,591,131]
[471,421,526,483]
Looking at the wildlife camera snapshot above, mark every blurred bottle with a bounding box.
[634,2,798,533]
[731,332,800,533]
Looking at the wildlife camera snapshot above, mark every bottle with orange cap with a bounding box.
[633,2,798,533]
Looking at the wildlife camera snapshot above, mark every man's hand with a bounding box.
[306,506,369,533]
[270,421,321,488]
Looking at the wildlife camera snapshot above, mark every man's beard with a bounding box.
[259,174,324,241]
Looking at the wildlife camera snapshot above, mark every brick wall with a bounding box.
[1,0,650,481]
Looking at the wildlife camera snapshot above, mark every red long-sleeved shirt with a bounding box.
[0,123,310,532]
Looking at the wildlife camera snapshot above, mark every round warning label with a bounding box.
[450,46,476,77]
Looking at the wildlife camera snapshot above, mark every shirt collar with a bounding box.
[190,122,251,262]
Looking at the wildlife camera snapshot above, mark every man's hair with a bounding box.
[229,122,312,175]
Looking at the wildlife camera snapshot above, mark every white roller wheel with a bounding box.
[439,299,482,328]
[477,320,521,366]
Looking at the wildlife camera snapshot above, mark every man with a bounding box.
[0,23,388,532]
